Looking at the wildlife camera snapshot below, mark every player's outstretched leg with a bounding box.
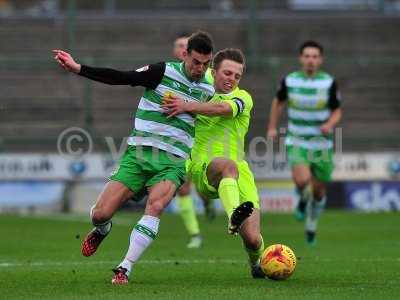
[112,180,176,284]
[207,158,253,234]
[82,181,133,257]
[81,220,112,257]
[239,209,265,278]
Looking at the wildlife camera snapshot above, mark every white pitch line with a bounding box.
[1,258,399,269]
[0,259,244,268]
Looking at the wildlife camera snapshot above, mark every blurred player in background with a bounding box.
[53,31,215,284]
[267,41,342,245]
[172,32,189,61]
[162,48,266,278]
[172,33,216,249]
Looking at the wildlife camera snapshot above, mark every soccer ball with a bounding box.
[260,244,297,280]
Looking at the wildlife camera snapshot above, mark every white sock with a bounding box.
[90,205,112,235]
[297,184,312,204]
[306,197,326,232]
[119,215,160,276]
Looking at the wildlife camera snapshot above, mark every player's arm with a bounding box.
[182,101,233,116]
[267,78,287,139]
[52,49,164,89]
[320,80,342,134]
[162,95,232,117]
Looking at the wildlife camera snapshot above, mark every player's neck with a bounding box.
[182,62,199,83]
[302,69,319,78]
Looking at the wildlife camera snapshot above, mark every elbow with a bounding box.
[218,103,233,116]
[222,107,233,116]
[215,107,232,117]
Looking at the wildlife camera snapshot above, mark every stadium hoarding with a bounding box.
[0,154,116,180]
[255,179,400,212]
[1,152,399,181]
[344,181,400,212]
[248,152,400,180]
[256,180,298,213]
[1,153,399,213]
[0,181,65,213]
[288,0,382,10]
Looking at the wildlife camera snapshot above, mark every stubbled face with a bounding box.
[213,59,244,93]
[299,47,323,75]
[183,50,212,82]
[172,37,188,61]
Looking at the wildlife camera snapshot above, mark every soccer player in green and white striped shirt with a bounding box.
[267,41,342,245]
[53,31,214,284]
[172,32,204,249]
[172,33,216,249]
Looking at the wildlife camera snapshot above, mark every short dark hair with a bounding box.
[299,40,324,55]
[187,31,213,55]
[212,48,246,71]
[174,32,190,41]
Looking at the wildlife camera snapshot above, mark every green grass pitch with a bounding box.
[0,211,399,299]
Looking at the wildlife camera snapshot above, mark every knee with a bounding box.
[177,183,191,196]
[295,176,311,189]
[221,160,239,179]
[91,207,111,225]
[146,197,165,217]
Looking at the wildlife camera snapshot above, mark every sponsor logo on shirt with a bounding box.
[136,65,149,72]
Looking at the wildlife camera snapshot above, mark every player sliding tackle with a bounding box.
[53,32,253,284]
[162,48,266,278]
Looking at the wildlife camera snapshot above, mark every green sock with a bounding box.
[218,177,240,218]
[176,195,200,236]
[245,235,265,265]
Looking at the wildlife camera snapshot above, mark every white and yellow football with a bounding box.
[260,244,297,280]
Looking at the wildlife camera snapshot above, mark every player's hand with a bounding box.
[320,123,333,135]
[267,127,278,140]
[161,94,188,118]
[52,49,81,73]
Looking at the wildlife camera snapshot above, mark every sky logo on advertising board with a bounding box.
[345,182,400,212]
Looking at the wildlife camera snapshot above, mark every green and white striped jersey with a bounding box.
[276,71,341,150]
[127,61,215,158]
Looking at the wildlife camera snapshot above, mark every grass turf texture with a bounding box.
[0,211,399,299]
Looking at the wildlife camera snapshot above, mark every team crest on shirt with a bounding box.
[110,165,120,177]
[135,65,149,72]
